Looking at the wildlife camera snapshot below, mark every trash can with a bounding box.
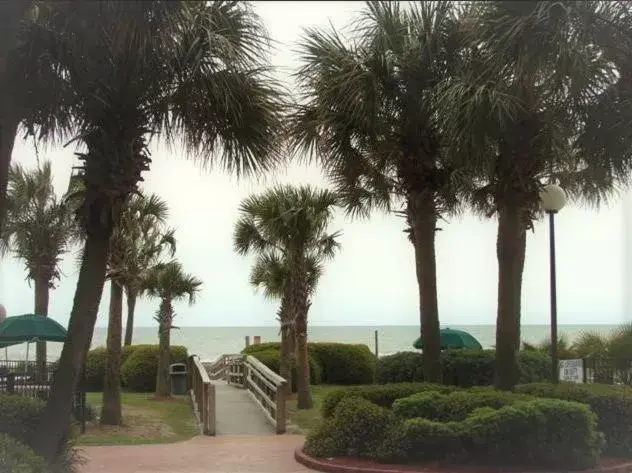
[169,363,188,395]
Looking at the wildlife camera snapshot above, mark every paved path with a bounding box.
[214,381,275,435]
[79,435,310,473]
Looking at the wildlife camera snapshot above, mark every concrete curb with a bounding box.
[294,447,632,473]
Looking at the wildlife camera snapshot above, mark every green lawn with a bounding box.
[76,392,199,446]
[286,385,341,433]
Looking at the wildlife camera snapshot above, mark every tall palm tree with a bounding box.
[29,2,284,460]
[234,185,340,409]
[438,1,631,389]
[0,161,78,377]
[247,248,325,396]
[143,261,202,398]
[0,1,72,238]
[0,0,37,236]
[100,193,175,426]
[290,1,465,382]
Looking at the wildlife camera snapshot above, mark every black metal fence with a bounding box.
[582,356,632,386]
[0,360,58,400]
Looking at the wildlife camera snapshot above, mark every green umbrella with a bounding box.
[0,314,67,347]
[413,328,482,350]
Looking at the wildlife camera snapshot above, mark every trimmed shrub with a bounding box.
[378,350,550,386]
[310,390,601,470]
[250,348,322,391]
[244,342,376,385]
[0,434,47,473]
[85,347,108,392]
[516,382,632,457]
[309,343,376,385]
[0,394,78,473]
[305,397,397,459]
[0,394,43,441]
[322,382,456,418]
[242,342,280,355]
[121,345,188,392]
[463,399,601,469]
[393,389,535,422]
[85,344,178,392]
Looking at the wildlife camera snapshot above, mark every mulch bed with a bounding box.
[295,448,632,473]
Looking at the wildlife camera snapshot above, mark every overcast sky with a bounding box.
[0,2,629,328]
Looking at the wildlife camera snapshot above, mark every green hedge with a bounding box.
[378,350,550,387]
[392,389,535,422]
[251,348,322,392]
[322,382,457,418]
[243,342,376,385]
[0,434,47,473]
[85,344,171,392]
[0,394,76,473]
[121,345,188,392]
[516,382,632,457]
[307,391,602,470]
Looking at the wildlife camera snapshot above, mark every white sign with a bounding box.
[559,359,584,383]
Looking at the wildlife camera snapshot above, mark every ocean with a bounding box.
[1,324,621,363]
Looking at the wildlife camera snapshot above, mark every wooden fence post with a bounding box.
[275,381,287,434]
[208,383,216,436]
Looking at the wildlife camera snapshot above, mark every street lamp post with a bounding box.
[539,184,566,383]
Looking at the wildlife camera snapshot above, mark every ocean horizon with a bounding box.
[1,324,623,363]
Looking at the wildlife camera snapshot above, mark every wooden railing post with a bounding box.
[275,381,287,434]
[208,383,216,435]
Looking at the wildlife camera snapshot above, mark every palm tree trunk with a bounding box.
[494,203,527,391]
[278,295,292,397]
[30,228,112,463]
[101,280,123,425]
[0,114,18,236]
[34,274,50,383]
[124,288,137,346]
[156,300,172,398]
[293,259,312,410]
[409,193,442,383]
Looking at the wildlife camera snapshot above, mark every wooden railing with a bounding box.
[205,354,244,381]
[188,355,216,435]
[243,355,288,434]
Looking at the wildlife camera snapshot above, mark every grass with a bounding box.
[286,385,341,433]
[76,392,199,446]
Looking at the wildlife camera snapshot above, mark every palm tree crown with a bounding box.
[1,161,78,285]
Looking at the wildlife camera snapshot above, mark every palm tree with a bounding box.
[437,1,631,389]
[0,2,72,238]
[29,2,284,460]
[100,193,175,426]
[143,261,202,398]
[290,1,465,382]
[234,185,340,409]
[247,248,325,396]
[0,161,78,378]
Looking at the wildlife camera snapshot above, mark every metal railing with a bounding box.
[582,356,632,385]
[188,355,216,436]
[0,360,57,400]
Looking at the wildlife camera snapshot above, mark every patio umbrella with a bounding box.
[0,314,67,365]
[413,328,483,350]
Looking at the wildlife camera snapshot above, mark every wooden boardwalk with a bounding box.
[214,380,276,435]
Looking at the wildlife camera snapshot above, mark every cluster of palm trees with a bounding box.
[0,161,202,426]
[0,0,631,463]
[234,185,340,409]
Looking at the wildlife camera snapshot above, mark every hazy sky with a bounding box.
[0,2,629,328]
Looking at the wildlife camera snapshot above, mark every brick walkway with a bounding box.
[79,435,310,473]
